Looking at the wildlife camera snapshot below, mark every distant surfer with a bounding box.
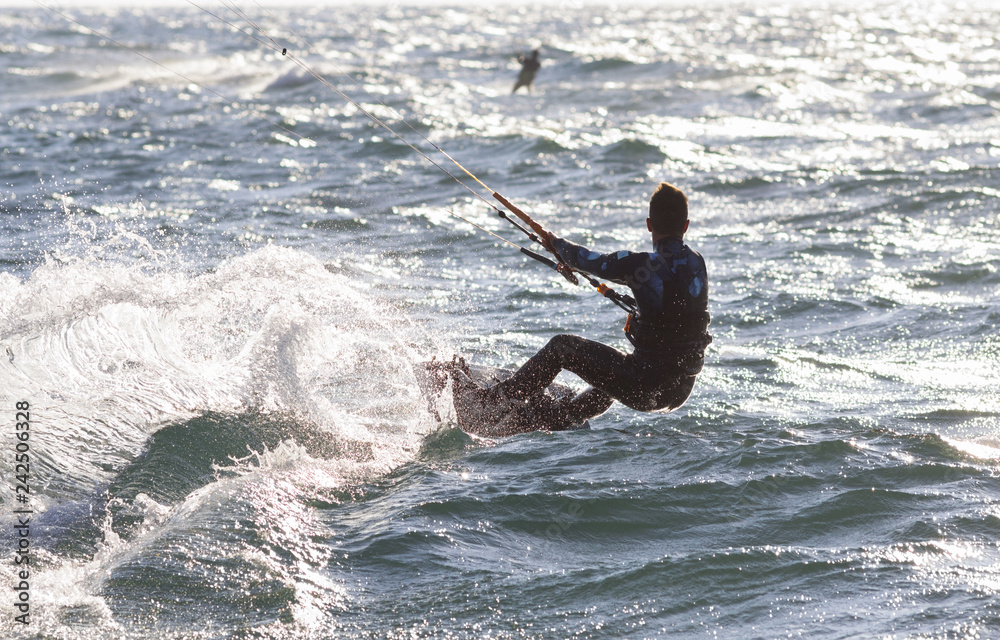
[454,182,711,428]
[512,49,541,94]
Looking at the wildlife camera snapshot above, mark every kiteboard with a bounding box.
[415,358,589,437]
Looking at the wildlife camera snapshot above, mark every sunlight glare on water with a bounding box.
[1,1,999,638]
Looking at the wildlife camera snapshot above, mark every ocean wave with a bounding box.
[0,242,440,508]
[0,240,449,637]
[598,138,668,164]
[577,56,639,74]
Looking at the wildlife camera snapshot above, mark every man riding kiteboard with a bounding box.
[447,182,712,431]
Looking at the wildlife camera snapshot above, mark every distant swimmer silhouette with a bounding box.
[512,49,541,94]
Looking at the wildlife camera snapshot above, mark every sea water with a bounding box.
[1,2,998,638]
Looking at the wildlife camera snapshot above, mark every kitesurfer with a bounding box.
[512,49,541,94]
[458,182,711,428]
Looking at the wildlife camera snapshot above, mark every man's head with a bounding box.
[647,182,688,238]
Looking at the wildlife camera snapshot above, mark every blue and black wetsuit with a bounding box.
[495,235,711,426]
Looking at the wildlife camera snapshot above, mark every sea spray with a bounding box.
[0,228,445,637]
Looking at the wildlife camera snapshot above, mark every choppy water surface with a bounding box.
[1,1,999,638]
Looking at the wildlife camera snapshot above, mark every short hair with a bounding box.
[648,182,688,236]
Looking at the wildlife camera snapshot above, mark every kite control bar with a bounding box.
[491,192,638,314]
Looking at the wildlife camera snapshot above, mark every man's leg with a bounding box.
[544,386,615,428]
[495,334,632,401]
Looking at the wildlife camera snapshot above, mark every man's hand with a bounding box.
[540,230,557,254]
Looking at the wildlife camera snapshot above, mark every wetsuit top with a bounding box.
[551,235,712,369]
